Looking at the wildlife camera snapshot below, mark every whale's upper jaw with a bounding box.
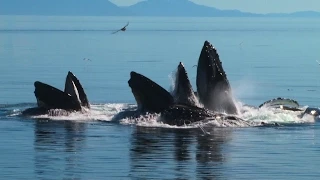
[196,40,237,114]
[34,81,82,111]
[64,71,90,109]
[128,71,174,113]
[198,41,230,88]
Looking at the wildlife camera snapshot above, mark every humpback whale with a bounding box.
[34,81,82,111]
[300,107,320,118]
[196,40,238,114]
[160,104,236,126]
[259,97,301,111]
[172,62,199,107]
[127,71,242,126]
[22,71,90,116]
[64,71,90,109]
[258,97,320,120]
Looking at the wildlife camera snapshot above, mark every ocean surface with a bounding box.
[1,15,320,179]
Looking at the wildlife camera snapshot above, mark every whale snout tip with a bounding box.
[67,71,76,78]
[203,40,214,49]
[34,81,43,87]
[129,71,140,86]
[178,62,184,68]
[130,71,138,77]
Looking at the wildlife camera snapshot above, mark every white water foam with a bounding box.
[120,102,315,128]
[10,101,317,129]
[21,103,135,122]
[239,103,315,124]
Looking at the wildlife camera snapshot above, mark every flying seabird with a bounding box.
[111,22,129,34]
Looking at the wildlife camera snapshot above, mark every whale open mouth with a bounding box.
[259,97,300,109]
[34,81,82,111]
[32,71,90,113]
[64,71,90,108]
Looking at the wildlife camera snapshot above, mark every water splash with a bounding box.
[2,102,316,128]
[5,103,132,122]
[239,104,314,124]
[232,77,257,101]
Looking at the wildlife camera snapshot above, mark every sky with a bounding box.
[109,0,320,13]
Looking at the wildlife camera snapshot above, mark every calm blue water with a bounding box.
[1,16,320,179]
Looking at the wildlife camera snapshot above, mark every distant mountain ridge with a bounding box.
[0,0,131,16]
[123,0,261,17]
[0,0,320,17]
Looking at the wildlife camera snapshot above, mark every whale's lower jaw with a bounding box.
[21,107,74,116]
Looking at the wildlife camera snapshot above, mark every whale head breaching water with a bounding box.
[127,71,243,126]
[34,81,82,111]
[196,40,238,115]
[22,71,90,116]
[258,97,300,110]
[64,71,90,109]
[172,62,199,107]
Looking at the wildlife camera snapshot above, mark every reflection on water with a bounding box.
[129,127,172,179]
[34,120,87,180]
[1,114,319,179]
[196,128,233,180]
[174,129,192,162]
[129,127,233,179]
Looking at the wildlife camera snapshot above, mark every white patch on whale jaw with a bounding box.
[65,79,81,104]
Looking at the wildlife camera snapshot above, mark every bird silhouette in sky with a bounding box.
[111,22,129,34]
[83,58,91,61]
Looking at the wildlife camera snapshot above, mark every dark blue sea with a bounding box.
[1,16,320,179]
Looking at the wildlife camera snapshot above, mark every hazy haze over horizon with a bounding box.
[109,0,320,13]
